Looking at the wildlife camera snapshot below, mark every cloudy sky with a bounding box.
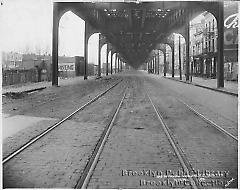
[0,0,100,63]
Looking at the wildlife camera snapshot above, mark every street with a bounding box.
[3,71,238,188]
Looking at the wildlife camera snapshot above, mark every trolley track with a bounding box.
[80,77,198,189]
[177,99,238,141]
[76,76,237,189]
[144,79,237,189]
[3,73,237,188]
[147,93,198,189]
[3,78,132,188]
[3,79,122,164]
[75,88,127,188]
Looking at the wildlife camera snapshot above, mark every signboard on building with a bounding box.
[224,2,238,49]
[58,62,75,71]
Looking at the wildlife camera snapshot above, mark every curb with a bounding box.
[164,77,238,97]
[2,87,47,95]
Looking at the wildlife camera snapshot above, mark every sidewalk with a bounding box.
[2,76,96,94]
[165,73,238,96]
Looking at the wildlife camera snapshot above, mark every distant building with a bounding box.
[2,52,23,69]
[2,52,87,85]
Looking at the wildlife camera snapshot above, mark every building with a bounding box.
[2,52,87,85]
[2,52,23,70]
[189,2,238,81]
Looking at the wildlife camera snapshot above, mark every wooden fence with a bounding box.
[2,69,51,86]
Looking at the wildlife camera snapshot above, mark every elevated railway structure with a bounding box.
[52,1,225,87]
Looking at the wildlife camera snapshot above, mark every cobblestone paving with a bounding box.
[3,71,237,189]
[87,76,185,189]
[3,121,103,188]
[3,77,127,188]
[147,73,237,138]
[2,76,121,159]
[3,119,57,158]
[144,77,238,189]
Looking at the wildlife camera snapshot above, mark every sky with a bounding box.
[0,0,100,64]
[0,0,214,65]
[1,0,54,54]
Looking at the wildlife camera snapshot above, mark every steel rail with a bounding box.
[3,80,122,164]
[75,89,127,189]
[147,93,198,189]
[177,98,238,141]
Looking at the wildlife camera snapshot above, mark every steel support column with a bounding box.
[118,59,122,72]
[115,54,117,73]
[110,51,113,74]
[171,45,175,77]
[116,58,118,72]
[118,57,120,72]
[150,59,153,73]
[185,21,190,81]
[52,2,60,86]
[147,61,150,73]
[149,60,151,73]
[149,61,151,73]
[153,57,155,74]
[163,51,166,77]
[119,58,121,72]
[157,51,160,75]
[98,35,101,77]
[154,56,157,74]
[179,35,182,80]
[153,58,155,74]
[217,2,224,88]
[120,60,122,71]
[152,59,154,73]
[106,44,109,76]
[84,22,90,80]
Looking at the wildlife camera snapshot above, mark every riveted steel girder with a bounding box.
[52,1,224,86]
